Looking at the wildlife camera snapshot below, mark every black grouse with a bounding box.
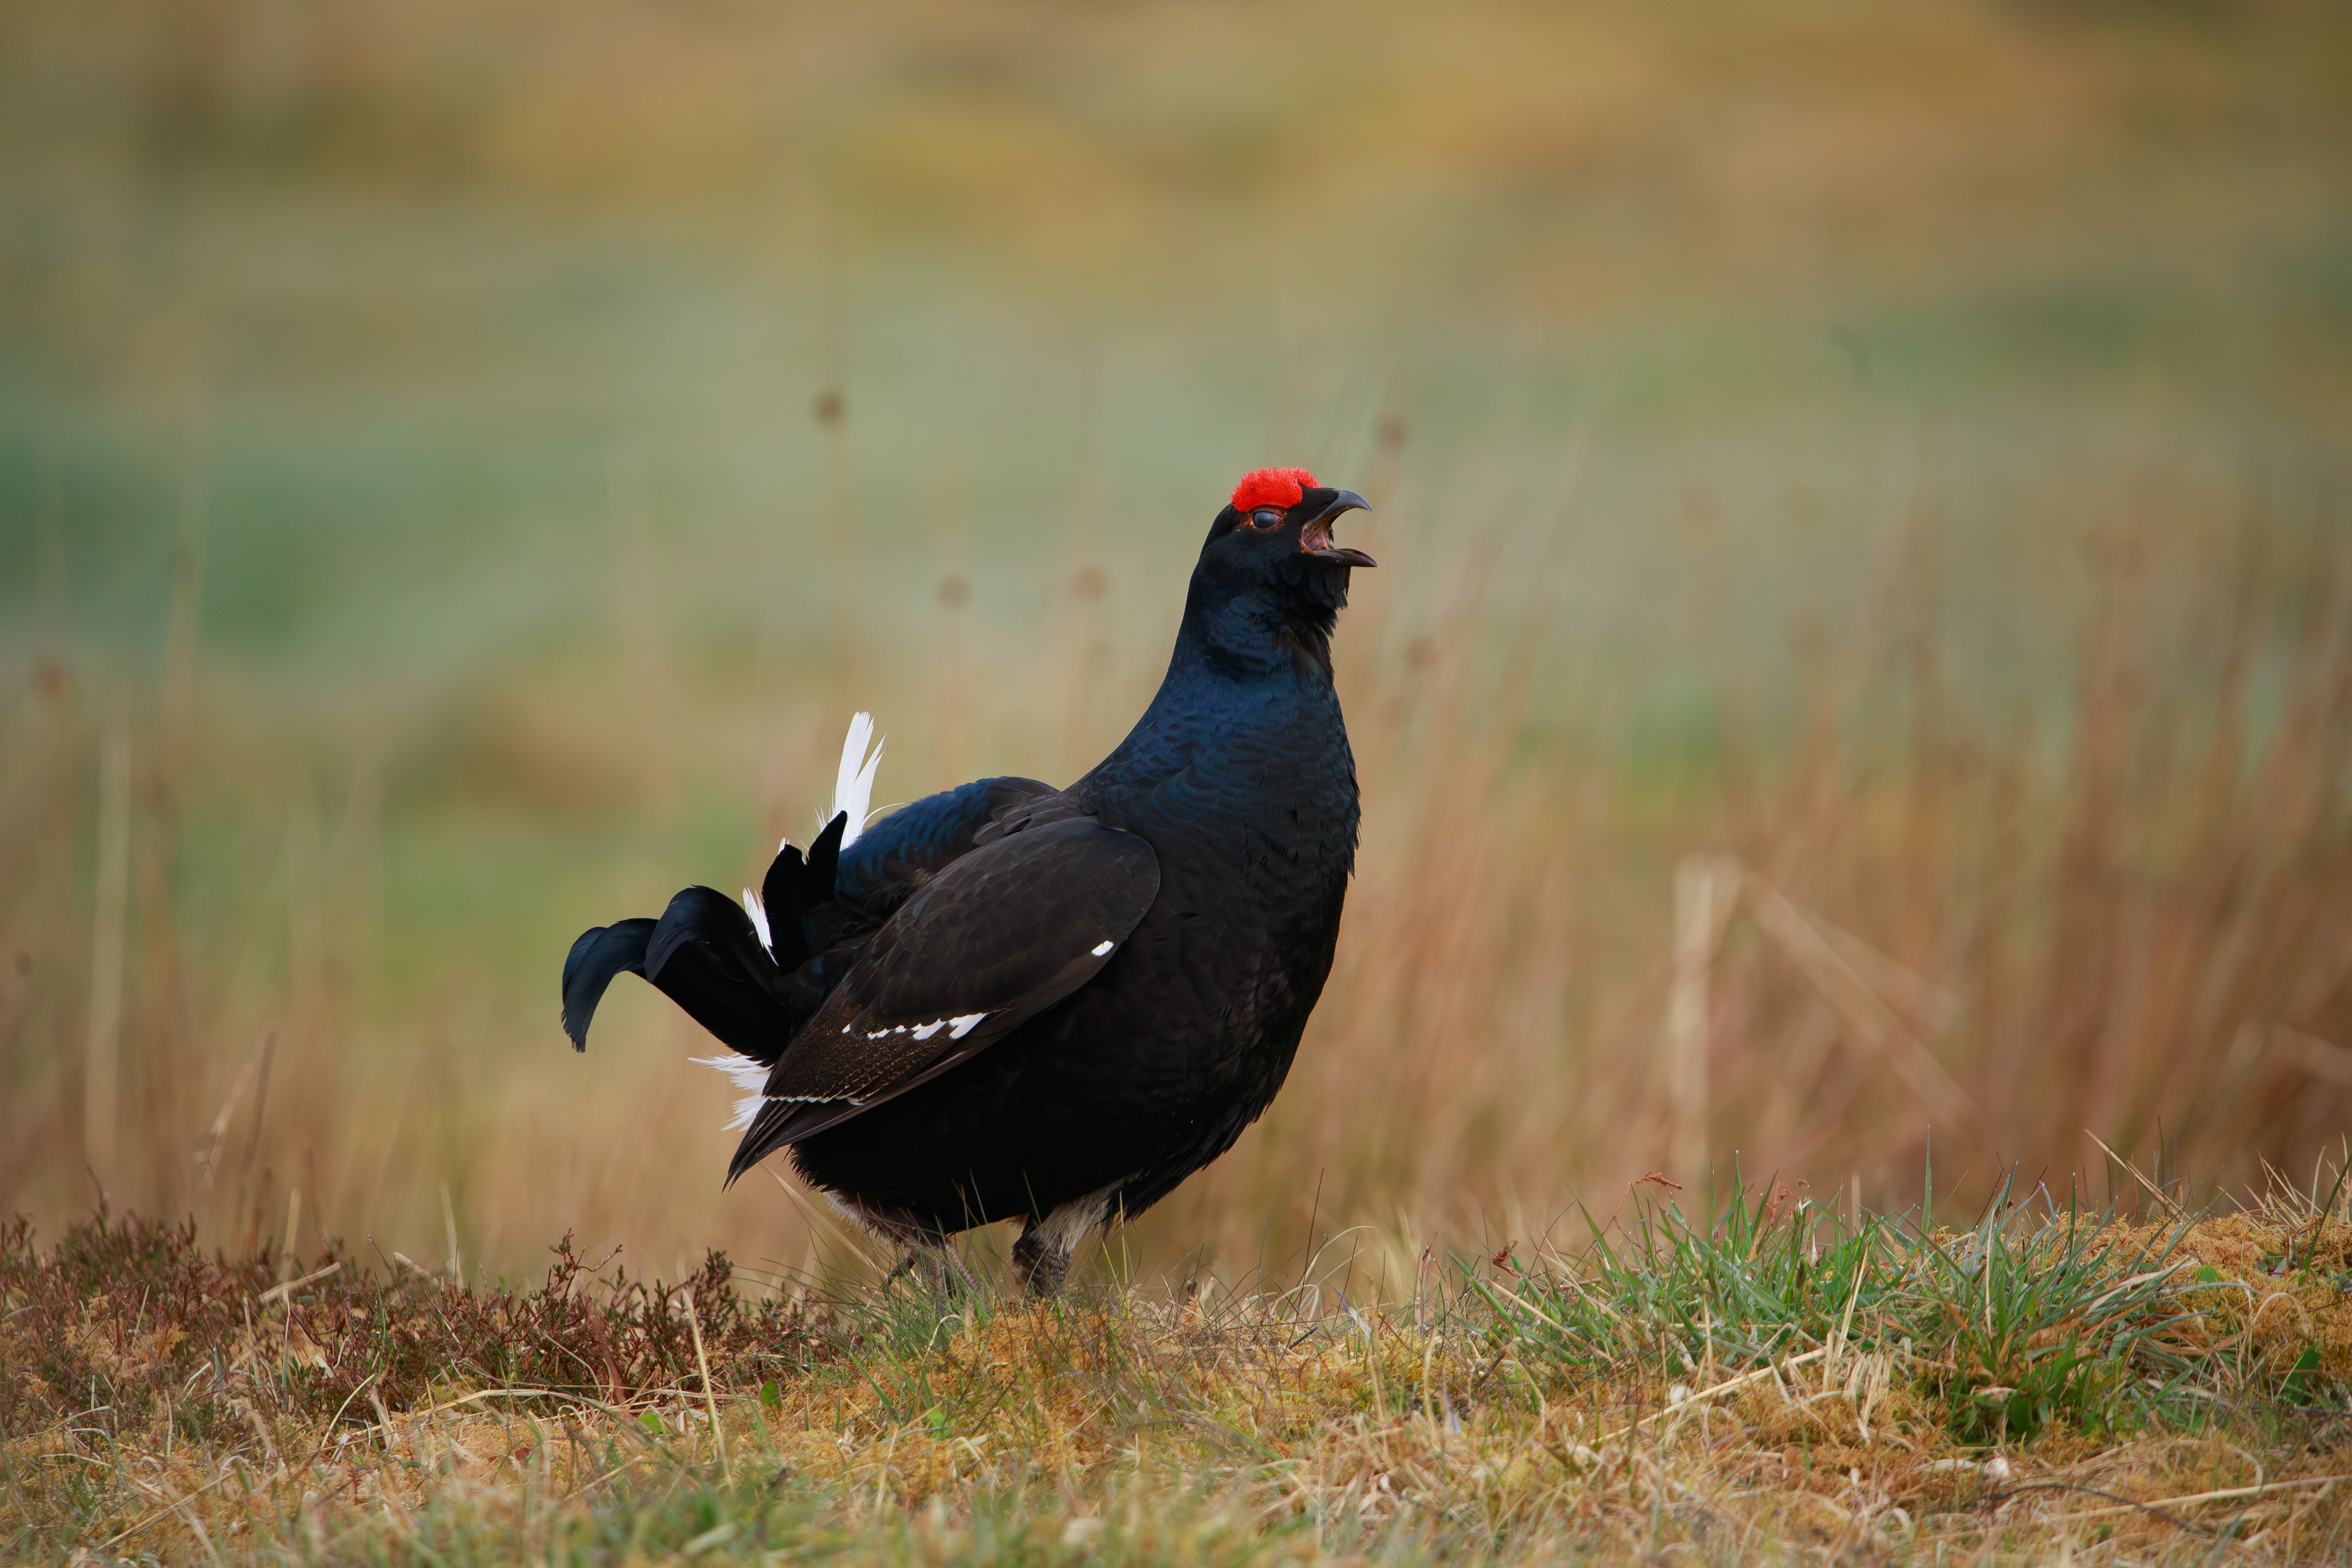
[561,467,1372,1291]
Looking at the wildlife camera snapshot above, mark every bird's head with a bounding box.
[1184,468,1373,664]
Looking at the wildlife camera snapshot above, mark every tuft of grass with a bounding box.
[1478,1172,2207,1449]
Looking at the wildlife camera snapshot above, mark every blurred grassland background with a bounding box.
[2,0,2350,1290]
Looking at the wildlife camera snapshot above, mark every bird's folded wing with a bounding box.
[726,815,1159,1179]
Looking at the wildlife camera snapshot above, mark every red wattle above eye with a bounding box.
[1231,467,1316,512]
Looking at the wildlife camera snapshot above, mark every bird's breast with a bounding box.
[1077,701,1356,1086]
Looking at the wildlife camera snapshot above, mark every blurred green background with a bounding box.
[3,0,2349,1287]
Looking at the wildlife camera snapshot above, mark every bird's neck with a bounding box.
[1078,591,1342,793]
[1177,574,1339,682]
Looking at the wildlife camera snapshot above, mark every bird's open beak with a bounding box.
[1299,490,1374,567]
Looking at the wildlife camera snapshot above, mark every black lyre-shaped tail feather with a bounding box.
[560,812,856,1064]
[561,919,657,1051]
[762,811,849,973]
[639,886,796,1062]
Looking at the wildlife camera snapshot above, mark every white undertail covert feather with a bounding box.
[693,1055,770,1130]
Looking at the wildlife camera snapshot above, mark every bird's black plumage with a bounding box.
[564,474,1372,1288]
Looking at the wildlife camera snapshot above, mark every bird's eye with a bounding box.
[1248,508,1284,531]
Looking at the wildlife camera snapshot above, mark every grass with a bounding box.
[8,1164,2352,1565]
[0,2,2347,1284]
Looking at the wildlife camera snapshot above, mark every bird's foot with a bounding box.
[1010,1232,1071,1297]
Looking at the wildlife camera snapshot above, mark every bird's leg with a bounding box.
[1012,1186,1120,1296]
[885,1236,978,1304]
[847,1199,968,1302]
[1010,1227,1070,1296]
